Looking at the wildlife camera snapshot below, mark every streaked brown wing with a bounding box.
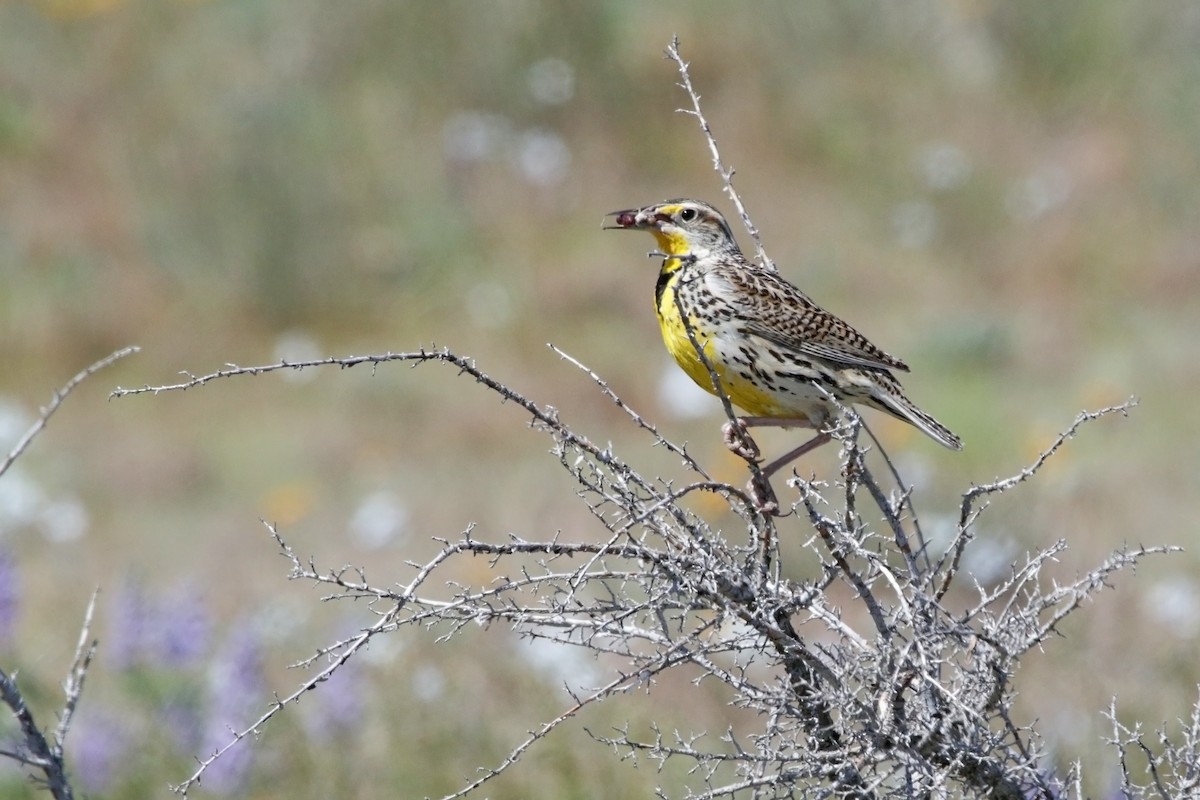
[710,265,911,373]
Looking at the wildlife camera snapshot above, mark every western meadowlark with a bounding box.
[606,198,961,509]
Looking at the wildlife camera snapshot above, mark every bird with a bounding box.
[605,198,961,511]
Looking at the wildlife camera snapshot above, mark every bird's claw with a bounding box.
[722,419,761,462]
[747,474,779,516]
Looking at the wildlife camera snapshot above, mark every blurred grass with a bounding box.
[2,1,1200,796]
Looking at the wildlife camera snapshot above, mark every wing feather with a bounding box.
[707,267,910,373]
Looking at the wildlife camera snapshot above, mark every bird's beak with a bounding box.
[602,207,647,231]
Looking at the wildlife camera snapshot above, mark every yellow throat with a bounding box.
[650,223,691,259]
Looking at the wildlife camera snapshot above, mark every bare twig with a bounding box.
[173,523,397,796]
[1,346,139,479]
[547,342,711,479]
[959,398,1138,526]
[0,347,132,799]
[0,592,99,800]
[665,36,774,271]
[936,398,1138,602]
[54,590,99,755]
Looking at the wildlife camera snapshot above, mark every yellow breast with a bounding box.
[656,262,791,418]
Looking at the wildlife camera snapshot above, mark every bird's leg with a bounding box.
[722,417,826,515]
[720,419,774,513]
[722,416,814,462]
[758,432,833,481]
[744,431,833,516]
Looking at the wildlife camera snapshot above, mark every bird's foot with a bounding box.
[747,474,780,516]
[722,419,761,462]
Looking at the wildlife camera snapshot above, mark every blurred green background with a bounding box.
[2,1,1199,796]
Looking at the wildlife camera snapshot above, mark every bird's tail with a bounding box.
[874,388,963,451]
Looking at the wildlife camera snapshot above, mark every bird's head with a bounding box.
[605,199,737,261]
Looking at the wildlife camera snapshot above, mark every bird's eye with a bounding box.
[679,208,698,223]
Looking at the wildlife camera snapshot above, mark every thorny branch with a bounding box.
[666,36,774,272]
[935,399,1139,604]
[0,592,99,800]
[1106,693,1200,800]
[2,346,139,479]
[0,349,132,799]
[115,344,1169,799]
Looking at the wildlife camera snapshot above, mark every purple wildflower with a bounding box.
[154,582,211,667]
[301,657,364,741]
[0,547,18,644]
[106,578,150,670]
[70,708,131,794]
[200,622,266,795]
[106,577,212,669]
